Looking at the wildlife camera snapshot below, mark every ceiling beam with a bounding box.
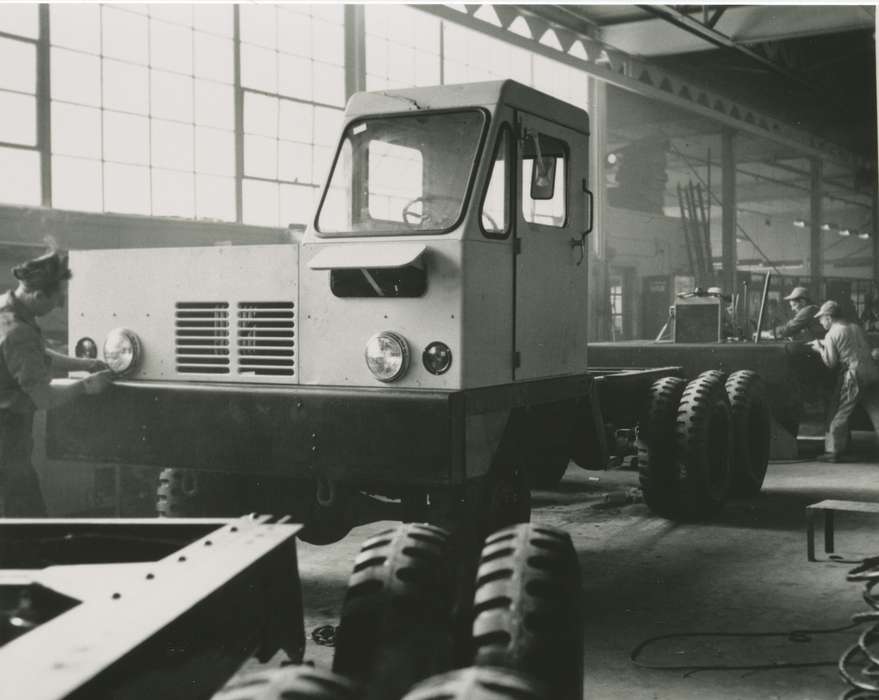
[415,4,866,170]
[602,6,874,57]
[636,5,815,90]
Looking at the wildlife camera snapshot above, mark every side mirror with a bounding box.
[530,156,557,200]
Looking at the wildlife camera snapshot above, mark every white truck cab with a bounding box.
[50,81,734,542]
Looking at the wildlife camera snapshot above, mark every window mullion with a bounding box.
[38,3,51,206]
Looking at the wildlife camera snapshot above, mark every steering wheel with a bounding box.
[401,195,459,228]
[481,211,500,232]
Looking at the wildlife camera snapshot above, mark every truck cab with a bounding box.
[52,81,739,541]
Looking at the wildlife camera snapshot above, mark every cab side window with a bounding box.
[521,132,567,228]
[481,126,510,236]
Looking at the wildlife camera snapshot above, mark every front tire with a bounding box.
[333,524,455,700]
[212,666,359,700]
[471,524,582,700]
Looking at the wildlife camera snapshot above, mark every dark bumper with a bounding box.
[47,376,593,487]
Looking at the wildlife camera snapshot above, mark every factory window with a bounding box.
[0,5,40,207]
[443,20,532,85]
[48,4,236,219]
[365,5,440,91]
[610,276,624,340]
[241,3,345,228]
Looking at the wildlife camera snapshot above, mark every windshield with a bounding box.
[316,110,486,235]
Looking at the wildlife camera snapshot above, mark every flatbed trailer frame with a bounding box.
[0,516,304,700]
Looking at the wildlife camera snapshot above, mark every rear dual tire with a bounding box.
[637,372,734,520]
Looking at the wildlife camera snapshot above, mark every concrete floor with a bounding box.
[261,433,879,699]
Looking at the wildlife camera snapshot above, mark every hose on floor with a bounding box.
[630,620,865,676]
[837,555,879,699]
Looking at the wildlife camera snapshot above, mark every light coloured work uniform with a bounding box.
[818,320,879,456]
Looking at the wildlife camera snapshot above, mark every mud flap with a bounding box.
[570,389,608,470]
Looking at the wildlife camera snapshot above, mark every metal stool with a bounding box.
[806,499,879,561]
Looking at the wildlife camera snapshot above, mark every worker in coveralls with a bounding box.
[811,300,879,462]
[776,286,824,341]
[0,249,114,516]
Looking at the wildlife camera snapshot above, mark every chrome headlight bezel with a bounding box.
[103,328,142,376]
[364,331,410,383]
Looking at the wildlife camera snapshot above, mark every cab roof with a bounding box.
[344,80,589,135]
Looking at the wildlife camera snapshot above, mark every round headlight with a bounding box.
[74,337,98,359]
[422,341,452,375]
[103,328,142,376]
[365,331,410,382]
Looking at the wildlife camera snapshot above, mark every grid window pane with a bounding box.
[241,43,278,93]
[51,48,101,107]
[279,100,313,143]
[104,111,150,165]
[151,119,194,171]
[148,4,193,26]
[0,91,36,146]
[278,9,312,58]
[279,141,312,184]
[0,146,40,206]
[51,156,103,212]
[194,32,233,83]
[0,4,38,39]
[312,62,344,107]
[194,80,233,129]
[311,4,343,24]
[243,178,280,227]
[313,106,342,147]
[104,162,150,215]
[195,126,234,176]
[150,19,193,74]
[244,92,278,138]
[103,59,149,115]
[151,70,194,122]
[152,168,195,218]
[51,103,102,159]
[194,4,233,37]
[244,134,278,179]
[278,53,312,101]
[312,19,343,66]
[50,4,101,54]
[281,183,316,226]
[102,6,149,64]
[0,38,36,94]
[196,174,235,221]
[240,4,277,49]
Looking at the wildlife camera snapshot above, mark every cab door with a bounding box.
[513,110,589,380]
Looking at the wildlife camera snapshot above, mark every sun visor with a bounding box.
[307,243,427,270]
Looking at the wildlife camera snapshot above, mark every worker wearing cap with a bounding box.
[810,300,879,462]
[776,286,824,341]
[0,249,114,516]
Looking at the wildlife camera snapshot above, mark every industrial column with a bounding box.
[588,79,609,341]
[721,128,737,295]
[810,158,824,299]
[344,5,366,99]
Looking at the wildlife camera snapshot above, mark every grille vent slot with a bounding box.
[237,302,295,376]
[175,302,230,374]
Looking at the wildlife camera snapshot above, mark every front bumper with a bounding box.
[47,376,592,487]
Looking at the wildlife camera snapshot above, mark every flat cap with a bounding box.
[814,300,839,318]
[12,250,72,291]
[783,286,810,302]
